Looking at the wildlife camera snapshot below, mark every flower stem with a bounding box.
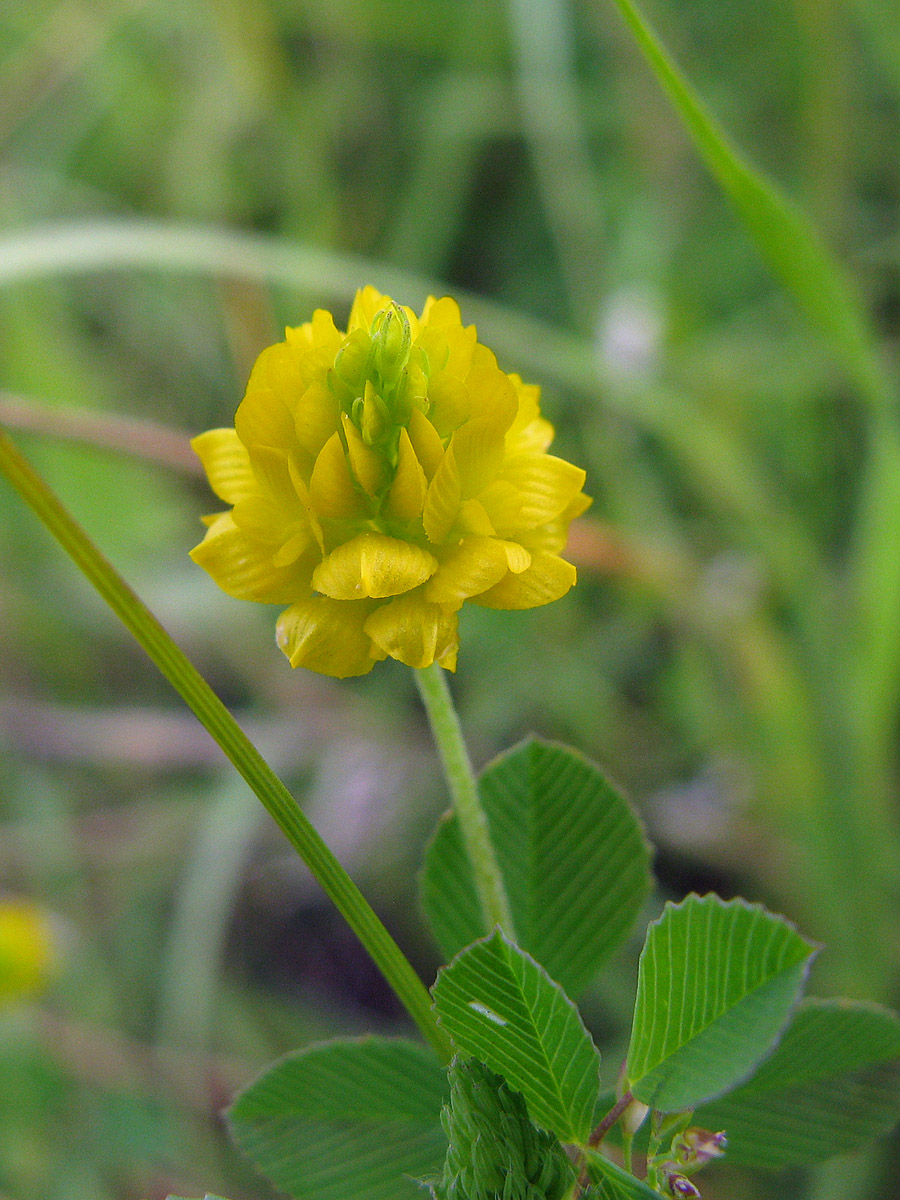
[0,425,452,1065]
[415,663,515,937]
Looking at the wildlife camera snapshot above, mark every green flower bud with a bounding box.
[371,302,412,387]
[426,1058,574,1200]
[398,354,429,421]
[333,327,372,392]
[360,380,390,445]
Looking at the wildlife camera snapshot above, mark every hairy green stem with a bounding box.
[415,663,515,936]
[0,425,451,1064]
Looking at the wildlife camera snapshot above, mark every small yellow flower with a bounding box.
[191,288,590,677]
[0,899,55,1003]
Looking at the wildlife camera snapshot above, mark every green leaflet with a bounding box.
[583,1150,666,1200]
[227,1037,449,1200]
[422,739,652,997]
[625,894,816,1112]
[432,931,601,1143]
[695,998,900,1167]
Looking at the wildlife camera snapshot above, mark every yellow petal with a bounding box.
[419,296,477,377]
[465,364,518,431]
[190,513,311,603]
[471,552,576,610]
[422,445,461,544]
[489,454,587,533]
[312,532,438,599]
[285,308,344,356]
[276,596,383,677]
[407,408,445,480]
[456,499,495,536]
[309,432,366,520]
[519,491,593,554]
[341,413,387,497]
[502,540,532,573]
[364,593,458,669]
[232,495,282,542]
[348,285,390,332]
[248,444,305,515]
[419,295,461,329]
[245,342,307,401]
[288,452,326,551]
[191,429,256,505]
[414,325,451,375]
[477,480,524,534]
[427,373,470,436]
[235,385,295,452]
[424,536,511,608]
[451,416,506,499]
[272,526,315,567]
[438,642,458,672]
[506,377,554,454]
[310,307,343,351]
[295,379,340,457]
[387,428,427,522]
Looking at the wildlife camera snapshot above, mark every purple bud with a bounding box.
[667,1174,701,1199]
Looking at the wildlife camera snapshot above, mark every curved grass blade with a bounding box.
[0,425,450,1063]
[607,0,891,411]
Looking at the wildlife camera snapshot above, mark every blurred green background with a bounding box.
[1,0,899,1197]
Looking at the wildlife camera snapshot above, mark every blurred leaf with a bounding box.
[607,0,891,410]
[625,894,816,1111]
[227,1037,449,1200]
[431,931,601,1142]
[583,1149,664,1199]
[695,998,900,1167]
[422,738,652,996]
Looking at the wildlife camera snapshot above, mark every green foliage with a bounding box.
[422,739,652,997]
[607,0,890,408]
[428,1058,574,1200]
[4,1,900,1198]
[432,931,601,1143]
[227,1037,449,1200]
[695,999,900,1168]
[583,1150,671,1200]
[625,894,817,1112]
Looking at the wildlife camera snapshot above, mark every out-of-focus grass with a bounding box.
[1,1,899,1198]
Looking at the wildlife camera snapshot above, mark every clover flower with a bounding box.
[191,287,589,677]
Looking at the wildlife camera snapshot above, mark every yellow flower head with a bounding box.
[191,288,590,677]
